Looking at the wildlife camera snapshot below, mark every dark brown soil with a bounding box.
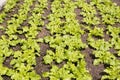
[0,0,120,80]
[35,43,50,80]
[35,0,51,79]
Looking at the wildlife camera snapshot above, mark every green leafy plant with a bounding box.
[102,60,120,80]
[43,60,92,80]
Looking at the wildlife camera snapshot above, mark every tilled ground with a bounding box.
[0,0,120,80]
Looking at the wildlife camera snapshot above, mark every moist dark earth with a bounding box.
[0,0,120,80]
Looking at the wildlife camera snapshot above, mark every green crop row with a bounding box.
[43,0,92,79]
[0,0,48,79]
